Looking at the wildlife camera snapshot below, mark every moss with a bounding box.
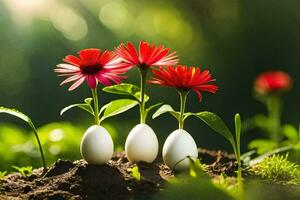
[250,154,300,185]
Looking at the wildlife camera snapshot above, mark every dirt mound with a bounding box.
[0,149,235,200]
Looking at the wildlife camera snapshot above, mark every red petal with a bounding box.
[63,55,81,66]
[193,89,203,102]
[79,48,101,66]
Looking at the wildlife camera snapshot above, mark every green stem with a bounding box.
[178,91,188,129]
[234,130,243,198]
[91,88,100,125]
[33,128,47,173]
[237,156,243,193]
[266,96,281,146]
[232,141,243,198]
[139,68,148,124]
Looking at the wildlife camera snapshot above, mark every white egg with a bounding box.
[80,125,114,165]
[162,129,198,171]
[125,123,159,163]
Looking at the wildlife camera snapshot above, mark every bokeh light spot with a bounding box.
[48,129,65,142]
[50,5,88,41]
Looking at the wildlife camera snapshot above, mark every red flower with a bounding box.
[115,41,178,69]
[55,48,131,91]
[254,71,292,95]
[148,65,218,101]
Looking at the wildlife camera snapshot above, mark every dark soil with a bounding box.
[0,148,236,200]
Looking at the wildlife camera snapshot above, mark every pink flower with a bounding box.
[55,48,131,91]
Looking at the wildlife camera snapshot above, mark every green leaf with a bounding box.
[0,171,7,180]
[235,114,241,140]
[282,124,298,143]
[12,166,33,177]
[103,83,149,102]
[152,104,180,120]
[188,111,235,145]
[127,165,141,181]
[189,158,206,178]
[248,139,278,155]
[60,103,94,116]
[242,114,269,132]
[235,114,241,154]
[100,99,139,122]
[84,97,93,105]
[0,106,36,130]
[0,106,47,171]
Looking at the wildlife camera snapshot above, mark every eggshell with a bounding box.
[125,123,158,163]
[80,125,114,165]
[162,129,198,171]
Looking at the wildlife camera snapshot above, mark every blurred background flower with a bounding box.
[0,0,299,170]
[254,71,292,95]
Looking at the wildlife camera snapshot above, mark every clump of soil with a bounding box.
[0,148,236,200]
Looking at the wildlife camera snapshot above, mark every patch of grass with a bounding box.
[250,154,300,185]
[12,166,33,177]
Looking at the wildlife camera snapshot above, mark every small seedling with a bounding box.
[0,171,6,190]
[0,171,7,180]
[12,166,33,177]
[250,154,300,185]
[127,165,141,181]
[189,158,207,178]
[0,107,47,173]
[192,112,243,194]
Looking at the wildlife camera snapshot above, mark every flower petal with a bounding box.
[63,55,81,66]
[68,77,85,91]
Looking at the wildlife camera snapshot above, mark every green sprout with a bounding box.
[0,106,47,173]
[0,171,6,190]
[127,165,141,181]
[250,154,300,185]
[12,166,33,177]
[0,171,7,180]
[189,158,207,178]
[195,112,243,194]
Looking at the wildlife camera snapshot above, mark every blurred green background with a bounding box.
[0,0,299,170]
